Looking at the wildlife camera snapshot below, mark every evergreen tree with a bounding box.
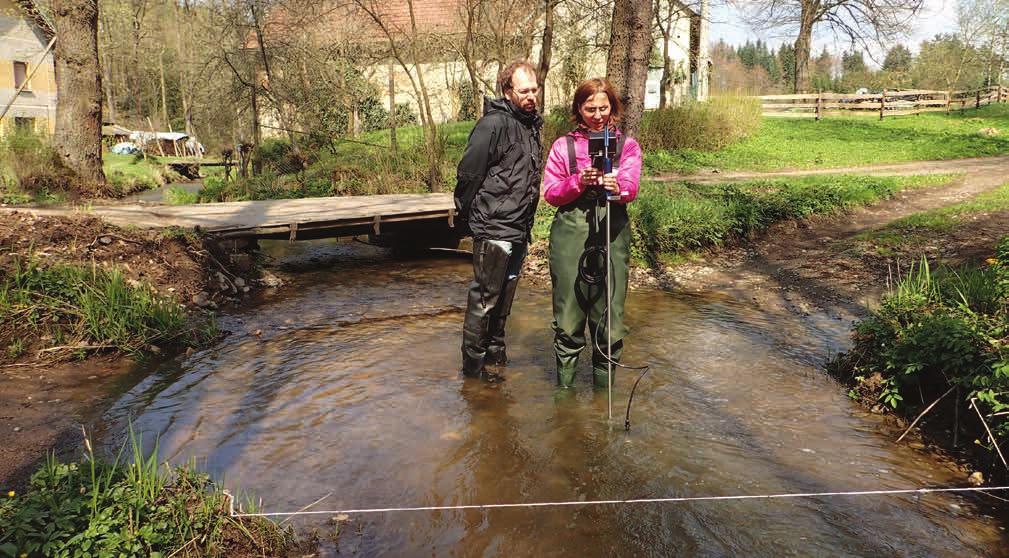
[882,44,913,73]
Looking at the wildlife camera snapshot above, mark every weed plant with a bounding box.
[0,430,296,557]
[0,257,199,360]
[831,238,1009,468]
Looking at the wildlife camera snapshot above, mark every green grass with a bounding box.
[646,104,1009,174]
[104,153,172,193]
[0,430,298,557]
[855,181,1009,253]
[623,173,954,265]
[164,186,199,205]
[332,104,1009,182]
[0,257,205,361]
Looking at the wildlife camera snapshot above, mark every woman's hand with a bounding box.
[579,167,601,187]
[600,172,619,195]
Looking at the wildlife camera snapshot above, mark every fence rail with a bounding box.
[758,86,1008,120]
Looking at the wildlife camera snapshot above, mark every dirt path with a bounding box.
[640,156,1009,321]
[656,155,1009,184]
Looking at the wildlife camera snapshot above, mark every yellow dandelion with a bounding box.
[6,490,13,498]
[986,258,998,265]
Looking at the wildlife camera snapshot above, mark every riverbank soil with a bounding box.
[0,211,260,489]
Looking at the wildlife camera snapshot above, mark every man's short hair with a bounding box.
[498,60,538,95]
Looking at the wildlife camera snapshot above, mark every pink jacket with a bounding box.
[542,129,643,207]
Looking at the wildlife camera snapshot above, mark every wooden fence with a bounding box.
[758,85,1009,120]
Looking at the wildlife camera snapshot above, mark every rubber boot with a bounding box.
[462,353,485,378]
[592,367,613,388]
[485,254,522,366]
[461,240,512,378]
[557,358,578,388]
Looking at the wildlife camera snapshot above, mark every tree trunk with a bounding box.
[389,60,398,155]
[607,0,653,137]
[159,48,169,128]
[793,1,816,93]
[407,0,441,191]
[537,0,554,109]
[53,0,106,187]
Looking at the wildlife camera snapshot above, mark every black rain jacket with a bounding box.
[454,97,543,243]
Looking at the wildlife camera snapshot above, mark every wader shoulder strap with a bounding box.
[565,135,577,176]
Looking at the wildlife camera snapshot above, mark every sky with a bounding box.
[709,0,960,64]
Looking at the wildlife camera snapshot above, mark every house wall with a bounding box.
[0,0,55,136]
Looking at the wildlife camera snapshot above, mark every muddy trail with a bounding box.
[645,155,1009,322]
[656,155,1009,184]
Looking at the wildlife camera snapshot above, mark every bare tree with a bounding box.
[53,0,106,186]
[607,0,653,137]
[537,0,556,108]
[737,0,924,92]
[653,0,687,107]
[351,0,443,190]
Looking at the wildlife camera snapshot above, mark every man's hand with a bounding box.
[579,167,602,187]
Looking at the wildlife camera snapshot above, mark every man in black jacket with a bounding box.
[455,60,543,380]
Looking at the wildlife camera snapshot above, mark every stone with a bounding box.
[968,471,984,486]
[259,271,284,288]
[233,277,246,288]
[99,236,113,245]
[192,292,211,307]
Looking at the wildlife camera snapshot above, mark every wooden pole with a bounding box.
[146,116,166,157]
[815,91,822,121]
[879,89,886,120]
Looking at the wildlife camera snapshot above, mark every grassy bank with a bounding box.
[829,238,1009,479]
[647,103,1009,174]
[0,212,261,365]
[0,257,208,362]
[535,174,952,266]
[0,435,300,557]
[104,153,176,192]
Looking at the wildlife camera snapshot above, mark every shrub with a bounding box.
[831,247,1009,465]
[0,130,75,197]
[638,96,762,152]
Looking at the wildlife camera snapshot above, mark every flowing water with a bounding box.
[103,240,1007,556]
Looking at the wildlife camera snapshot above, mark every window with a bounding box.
[13,61,28,90]
[14,117,34,132]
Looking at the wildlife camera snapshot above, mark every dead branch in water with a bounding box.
[896,384,958,443]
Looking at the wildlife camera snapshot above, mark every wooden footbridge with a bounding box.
[5,193,462,247]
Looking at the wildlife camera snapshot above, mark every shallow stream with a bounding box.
[102,240,1006,556]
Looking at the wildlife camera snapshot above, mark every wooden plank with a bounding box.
[761,103,819,109]
[762,112,817,118]
[758,93,820,100]
[12,193,457,233]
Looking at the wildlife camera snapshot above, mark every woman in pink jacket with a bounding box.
[542,78,642,389]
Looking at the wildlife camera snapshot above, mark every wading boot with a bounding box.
[461,353,485,378]
[485,344,508,366]
[592,368,613,389]
[557,361,577,388]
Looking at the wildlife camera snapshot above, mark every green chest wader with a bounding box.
[549,135,631,390]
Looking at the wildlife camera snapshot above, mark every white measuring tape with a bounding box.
[224,485,1009,518]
